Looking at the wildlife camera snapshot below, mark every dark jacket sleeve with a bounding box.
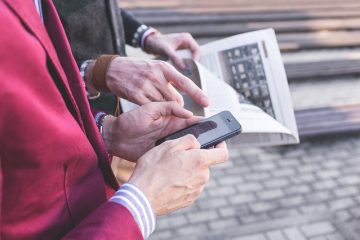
[121,9,143,45]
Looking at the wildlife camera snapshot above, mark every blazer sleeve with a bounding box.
[62,202,143,240]
[121,9,144,45]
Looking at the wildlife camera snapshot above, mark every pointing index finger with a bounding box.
[163,65,209,107]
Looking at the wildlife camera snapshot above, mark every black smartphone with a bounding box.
[156,111,242,149]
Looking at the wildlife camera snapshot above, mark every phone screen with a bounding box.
[160,113,235,147]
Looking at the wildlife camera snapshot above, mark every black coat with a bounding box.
[54,0,144,114]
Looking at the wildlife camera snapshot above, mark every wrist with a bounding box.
[84,60,100,97]
[143,29,160,54]
[142,28,158,53]
[100,114,117,153]
[92,55,119,92]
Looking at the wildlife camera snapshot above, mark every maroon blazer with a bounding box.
[0,0,142,239]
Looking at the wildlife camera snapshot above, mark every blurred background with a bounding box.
[120,0,360,239]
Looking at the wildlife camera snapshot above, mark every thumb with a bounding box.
[157,101,193,119]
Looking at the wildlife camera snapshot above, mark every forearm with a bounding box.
[63,183,156,240]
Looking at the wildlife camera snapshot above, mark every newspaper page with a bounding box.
[179,29,299,146]
[192,60,296,147]
[122,29,299,146]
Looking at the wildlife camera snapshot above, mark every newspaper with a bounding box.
[122,29,299,147]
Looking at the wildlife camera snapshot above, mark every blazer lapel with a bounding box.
[4,0,84,129]
[4,0,119,189]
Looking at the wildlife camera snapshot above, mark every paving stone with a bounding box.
[264,178,290,189]
[271,168,296,178]
[301,221,335,237]
[250,162,277,171]
[277,158,301,168]
[333,186,359,198]
[175,224,208,236]
[249,202,278,213]
[310,236,327,240]
[219,205,250,218]
[290,173,316,184]
[225,165,252,175]
[317,170,341,180]
[326,232,346,240]
[149,230,173,240]
[232,234,267,240]
[297,164,322,174]
[240,213,270,224]
[313,180,338,191]
[325,150,350,159]
[270,209,300,218]
[349,206,360,218]
[244,172,271,181]
[187,210,219,224]
[208,217,240,231]
[266,230,287,240]
[217,175,244,186]
[236,182,264,193]
[285,185,311,195]
[338,175,360,185]
[305,191,334,203]
[300,204,329,214]
[284,227,307,240]
[198,197,229,210]
[321,160,343,169]
[280,196,305,208]
[334,210,352,222]
[208,186,237,198]
[161,215,188,228]
[330,198,356,211]
[284,149,307,158]
[229,193,256,205]
[257,189,285,201]
[341,165,360,175]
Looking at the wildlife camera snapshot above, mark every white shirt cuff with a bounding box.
[110,183,156,239]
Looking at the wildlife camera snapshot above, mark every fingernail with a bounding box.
[185,109,193,116]
[201,96,209,107]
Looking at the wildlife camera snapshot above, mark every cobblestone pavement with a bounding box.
[150,135,360,240]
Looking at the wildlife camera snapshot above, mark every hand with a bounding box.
[128,135,229,216]
[144,32,201,70]
[105,57,209,107]
[102,101,200,161]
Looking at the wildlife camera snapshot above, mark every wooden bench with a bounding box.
[296,105,360,139]
[123,0,360,139]
[128,10,360,25]
[285,59,360,80]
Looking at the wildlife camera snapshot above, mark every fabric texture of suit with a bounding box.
[53,0,144,114]
[0,0,142,239]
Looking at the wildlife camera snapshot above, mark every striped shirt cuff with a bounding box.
[79,60,93,87]
[140,28,157,50]
[110,183,156,239]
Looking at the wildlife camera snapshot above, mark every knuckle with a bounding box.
[154,60,168,70]
[199,171,210,185]
[195,155,208,169]
[143,70,157,81]
[181,32,191,38]
[186,134,200,148]
[164,139,178,149]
